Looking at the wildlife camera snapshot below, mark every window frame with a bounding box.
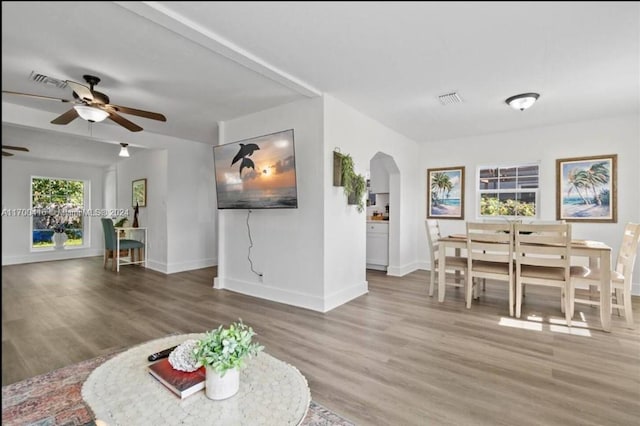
[476,162,540,219]
[30,176,90,250]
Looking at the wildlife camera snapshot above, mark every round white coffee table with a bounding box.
[82,334,310,425]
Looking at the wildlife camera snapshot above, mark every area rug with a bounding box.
[2,352,354,426]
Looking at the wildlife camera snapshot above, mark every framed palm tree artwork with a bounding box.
[427,166,465,220]
[556,154,617,222]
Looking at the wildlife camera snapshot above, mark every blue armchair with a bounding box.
[101,218,145,271]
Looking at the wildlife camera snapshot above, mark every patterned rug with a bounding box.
[2,352,354,426]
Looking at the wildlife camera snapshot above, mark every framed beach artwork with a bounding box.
[556,154,616,223]
[427,166,465,220]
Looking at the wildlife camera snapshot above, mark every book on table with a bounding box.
[148,358,206,399]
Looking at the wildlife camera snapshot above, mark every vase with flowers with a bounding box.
[51,223,67,249]
[193,319,263,400]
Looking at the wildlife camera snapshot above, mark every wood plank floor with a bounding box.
[2,257,639,425]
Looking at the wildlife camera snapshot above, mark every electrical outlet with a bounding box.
[258,274,263,282]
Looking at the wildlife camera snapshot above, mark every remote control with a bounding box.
[147,345,178,362]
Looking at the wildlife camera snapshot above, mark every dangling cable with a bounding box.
[246,210,262,277]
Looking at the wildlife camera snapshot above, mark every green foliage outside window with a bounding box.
[32,178,85,247]
[480,197,536,217]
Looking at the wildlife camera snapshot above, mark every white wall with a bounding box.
[323,95,422,283]
[215,97,327,311]
[115,149,169,271]
[2,158,105,264]
[165,142,218,273]
[114,144,217,274]
[216,95,423,312]
[418,114,640,293]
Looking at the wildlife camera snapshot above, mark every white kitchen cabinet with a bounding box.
[366,221,389,270]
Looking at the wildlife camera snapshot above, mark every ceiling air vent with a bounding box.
[28,71,68,89]
[438,91,462,106]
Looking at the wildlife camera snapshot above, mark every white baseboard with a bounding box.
[2,248,103,265]
[416,260,431,271]
[165,257,217,274]
[213,276,327,312]
[366,264,387,271]
[323,281,368,312]
[387,261,420,277]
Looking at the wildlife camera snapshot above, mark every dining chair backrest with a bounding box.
[513,222,572,322]
[424,219,467,297]
[514,223,571,273]
[465,222,514,314]
[616,222,640,280]
[101,218,117,251]
[466,222,513,264]
[425,219,441,262]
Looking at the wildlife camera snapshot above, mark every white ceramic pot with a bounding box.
[52,232,68,249]
[205,366,239,400]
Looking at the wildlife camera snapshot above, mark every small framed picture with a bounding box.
[132,178,147,207]
[427,166,465,220]
[556,154,616,222]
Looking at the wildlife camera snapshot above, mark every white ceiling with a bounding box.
[2,2,638,164]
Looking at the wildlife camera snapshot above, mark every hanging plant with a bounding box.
[339,152,366,213]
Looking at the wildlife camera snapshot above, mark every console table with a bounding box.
[82,334,310,425]
[114,227,147,272]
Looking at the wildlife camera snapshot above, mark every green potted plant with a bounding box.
[193,319,263,400]
[340,153,366,212]
[348,174,366,212]
[113,217,128,228]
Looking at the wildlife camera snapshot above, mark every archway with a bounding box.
[367,152,400,275]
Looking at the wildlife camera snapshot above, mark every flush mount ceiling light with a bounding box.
[505,93,540,111]
[119,143,130,157]
[73,105,109,122]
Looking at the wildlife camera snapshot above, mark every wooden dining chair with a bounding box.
[570,222,640,328]
[466,222,514,316]
[514,223,573,325]
[425,220,467,297]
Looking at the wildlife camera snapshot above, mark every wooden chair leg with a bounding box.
[465,276,474,309]
[515,279,522,318]
[429,268,435,296]
[104,250,109,269]
[112,250,117,272]
[623,289,634,329]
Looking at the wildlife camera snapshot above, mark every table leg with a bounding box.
[600,250,611,332]
[454,248,461,285]
[438,246,446,302]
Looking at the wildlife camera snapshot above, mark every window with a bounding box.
[477,163,539,217]
[31,177,86,248]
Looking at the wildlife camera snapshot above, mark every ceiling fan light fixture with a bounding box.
[119,143,130,158]
[74,105,109,122]
[505,93,540,111]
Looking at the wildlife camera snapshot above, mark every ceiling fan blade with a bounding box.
[106,104,166,122]
[108,111,143,132]
[3,151,14,157]
[2,90,72,103]
[51,108,79,125]
[66,80,94,102]
[2,145,29,152]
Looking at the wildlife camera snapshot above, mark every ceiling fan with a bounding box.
[2,145,29,157]
[2,74,166,132]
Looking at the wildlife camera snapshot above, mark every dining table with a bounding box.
[437,234,612,332]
